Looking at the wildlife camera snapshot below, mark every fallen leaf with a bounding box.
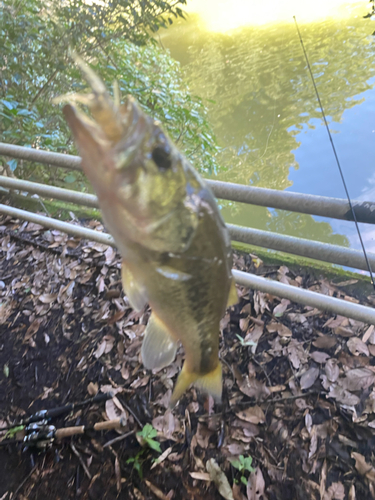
[235,406,265,424]
[300,367,320,390]
[246,467,265,500]
[351,452,375,482]
[87,382,98,396]
[238,376,270,401]
[363,325,374,344]
[313,335,337,349]
[325,359,340,383]
[273,299,290,317]
[342,368,375,391]
[206,459,234,500]
[328,385,360,406]
[335,326,355,338]
[310,351,330,364]
[325,482,345,500]
[347,337,369,357]
[145,481,169,500]
[189,472,211,481]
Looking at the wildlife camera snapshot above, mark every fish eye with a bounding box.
[152,146,172,171]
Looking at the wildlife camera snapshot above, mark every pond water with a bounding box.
[160,1,375,263]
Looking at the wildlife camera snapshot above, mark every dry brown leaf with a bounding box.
[342,368,375,391]
[347,337,369,357]
[363,325,375,344]
[351,452,375,482]
[232,483,247,500]
[246,467,265,500]
[287,313,307,324]
[23,318,41,342]
[325,482,345,500]
[300,367,320,390]
[145,481,169,500]
[238,376,270,401]
[87,382,98,396]
[206,459,234,500]
[235,406,265,424]
[286,340,309,369]
[320,459,327,500]
[115,456,121,494]
[189,472,211,481]
[151,447,173,469]
[328,386,360,406]
[38,293,58,304]
[348,484,356,500]
[310,351,330,364]
[335,326,355,338]
[313,335,337,349]
[325,359,340,383]
[240,317,250,332]
[324,316,346,329]
[273,299,290,317]
[105,398,126,422]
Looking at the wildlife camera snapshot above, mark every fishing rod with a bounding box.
[293,16,375,290]
[0,417,128,449]
[0,391,114,432]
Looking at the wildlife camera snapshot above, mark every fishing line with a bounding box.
[293,16,375,289]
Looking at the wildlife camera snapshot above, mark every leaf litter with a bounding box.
[1,214,375,499]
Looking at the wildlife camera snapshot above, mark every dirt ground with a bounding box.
[1,213,375,500]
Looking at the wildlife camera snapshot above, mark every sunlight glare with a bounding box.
[184,0,364,32]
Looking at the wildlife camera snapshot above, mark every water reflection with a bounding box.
[161,4,375,252]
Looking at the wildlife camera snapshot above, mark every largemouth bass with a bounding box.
[61,56,238,406]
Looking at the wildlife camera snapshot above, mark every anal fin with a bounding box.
[141,313,177,371]
[121,261,148,312]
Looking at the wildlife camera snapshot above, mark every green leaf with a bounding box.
[241,476,248,486]
[1,100,14,110]
[145,438,162,453]
[64,173,77,183]
[7,159,18,172]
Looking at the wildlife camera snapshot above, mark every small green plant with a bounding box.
[230,455,255,486]
[126,424,161,478]
[136,423,162,453]
[236,334,257,348]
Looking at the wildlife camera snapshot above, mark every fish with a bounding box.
[60,56,238,406]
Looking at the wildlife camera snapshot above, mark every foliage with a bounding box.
[0,0,220,184]
[126,424,161,478]
[136,423,162,453]
[230,455,255,486]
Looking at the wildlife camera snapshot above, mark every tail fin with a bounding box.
[169,363,222,408]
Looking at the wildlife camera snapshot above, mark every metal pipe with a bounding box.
[1,142,375,224]
[227,224,375,273]
[232,269,375,325]
[1,203,374,325]
[0,204,113,246]
[208,179,375,224]
[0,143,81,171]
[0,176,373,272]
[0,176,98,208]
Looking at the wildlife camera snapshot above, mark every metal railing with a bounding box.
[1,142,375,325]
[0,175,374,272]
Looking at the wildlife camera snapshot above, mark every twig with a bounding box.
[118,398,143,428]
[70,443,92,480]
[11,464,37,499]
[103,429,135,448]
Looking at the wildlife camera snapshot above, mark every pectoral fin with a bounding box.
[169,362,222,407]
[141,313,178,371]
[227,275,238,308]
[121,261,148,312]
